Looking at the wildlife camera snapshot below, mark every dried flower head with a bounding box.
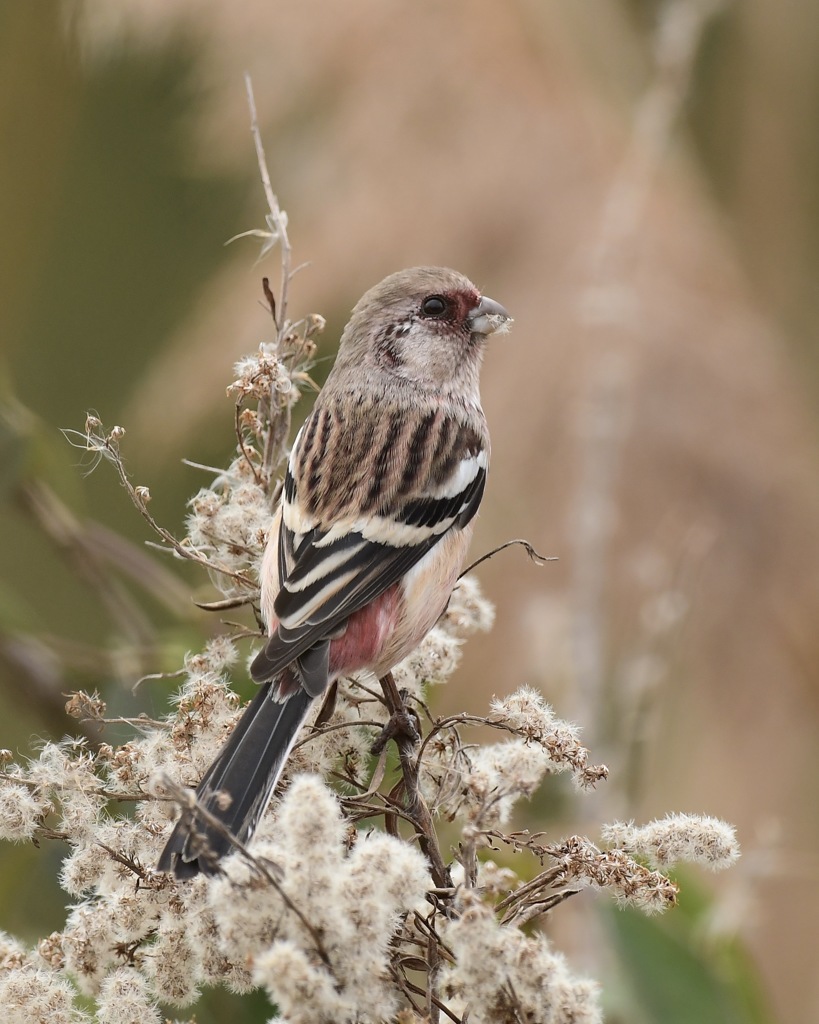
[441,891,602,1024]
[546,835,680,914]
[602,813,740,871]
[490,687,608,788]
[0,783,48,842]
[227,344,296,402]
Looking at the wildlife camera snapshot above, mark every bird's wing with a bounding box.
[250,403,486,682]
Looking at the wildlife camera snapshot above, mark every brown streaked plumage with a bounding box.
[292,400,486,524]
[157,267,511,879]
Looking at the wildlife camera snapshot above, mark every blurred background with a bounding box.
[2,0,818,1021]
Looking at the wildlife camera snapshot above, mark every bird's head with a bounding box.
[334,267,511,399]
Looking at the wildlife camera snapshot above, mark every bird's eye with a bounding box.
[421,295,447,317]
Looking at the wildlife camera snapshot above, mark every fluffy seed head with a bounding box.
[602,813,740,871]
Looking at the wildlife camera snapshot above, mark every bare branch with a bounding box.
[459,538,555,579]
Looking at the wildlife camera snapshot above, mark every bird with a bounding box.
[157,266,511,878]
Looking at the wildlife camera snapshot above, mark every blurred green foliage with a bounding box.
[0,0,246,689]
[601,873,774,1024]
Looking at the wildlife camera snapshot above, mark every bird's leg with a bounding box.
[371,672,420,753]
[313,680,338,728]
[374,672,451,890]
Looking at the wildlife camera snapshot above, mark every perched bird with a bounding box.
[157,266,511,878]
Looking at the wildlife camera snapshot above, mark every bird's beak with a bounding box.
[468,295,512,336]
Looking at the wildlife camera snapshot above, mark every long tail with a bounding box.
[157,682,314,879]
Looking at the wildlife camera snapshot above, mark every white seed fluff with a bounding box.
[94,968,161,1024]
[0,784,46,841]
[602,813,741,871]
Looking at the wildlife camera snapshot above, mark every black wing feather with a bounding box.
[251,465,485,683]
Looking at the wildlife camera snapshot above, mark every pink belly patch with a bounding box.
[328,584,402,677]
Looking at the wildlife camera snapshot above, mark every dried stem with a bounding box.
[459,537,555,578]
[244,73,292,345]
[375,672,451,889]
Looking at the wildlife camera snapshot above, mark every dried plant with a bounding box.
[0,77,739,1024]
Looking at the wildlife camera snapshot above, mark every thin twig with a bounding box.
[291,718,385,751]
[96,715,168,730]
[501,888,581,926]
[234,400,262,485]
[96,842,150,882]
[459,538,555,579]
[398,975,463,1024]
[244,73,292,346]
[193,595,256,611]
[69,426,255,586]
[417,713,519,764]
[388,964,427,1018]
[496,865,564,912]
[413,910,456,963]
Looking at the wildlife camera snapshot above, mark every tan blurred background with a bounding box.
[2,1,818,1021]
